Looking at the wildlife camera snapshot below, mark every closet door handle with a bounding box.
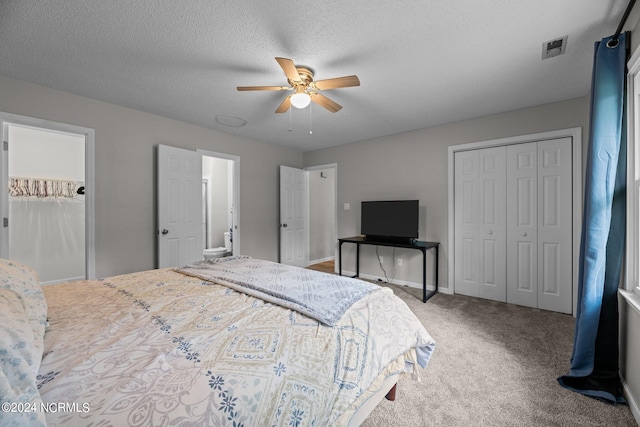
[522,232,528,237]
[488,230,493,235]
[161,229,169,235]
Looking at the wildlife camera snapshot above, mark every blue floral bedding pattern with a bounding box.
[0,259,48,427]
[0,259,47,356]
[0,289,47,427]
[38,265,435,426]
[177,257,381,326]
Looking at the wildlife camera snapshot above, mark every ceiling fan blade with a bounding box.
[313,75,360,90]
[310,92,342,113]
[275,57,301,82]
[275,95,292,113]
[237,85,290,91]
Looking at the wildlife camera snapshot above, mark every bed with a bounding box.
[0,256,435,426]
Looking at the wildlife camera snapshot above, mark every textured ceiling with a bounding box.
[0,1,632,152]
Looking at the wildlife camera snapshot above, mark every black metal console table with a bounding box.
[337,236,439,302]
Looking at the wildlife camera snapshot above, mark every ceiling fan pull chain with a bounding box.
[288,107,293,132]
[309,103,313,135]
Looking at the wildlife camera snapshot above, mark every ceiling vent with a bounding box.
[542,36,568,59]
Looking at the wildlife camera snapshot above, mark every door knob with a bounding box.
[282,223,288,228]
[488,230,493,235]
[161,229,169,235]
[523,232,527,237]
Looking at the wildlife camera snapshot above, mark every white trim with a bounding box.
[197,149,240,256]
[621,289,640,317]
[626,50,640,297]
[621,45,640,427]
[622,375,640,426]
[0,112,96,280]
[447,127,582,314]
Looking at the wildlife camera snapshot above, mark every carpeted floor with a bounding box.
[361,283,637,426]
[306,261,636,426]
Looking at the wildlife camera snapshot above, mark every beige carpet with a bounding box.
[361,284,637,427]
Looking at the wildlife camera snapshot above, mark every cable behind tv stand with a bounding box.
[338,235,439,302]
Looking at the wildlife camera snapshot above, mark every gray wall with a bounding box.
[0,75,302,278]
[308,167,335,263]
[304,97,590,289]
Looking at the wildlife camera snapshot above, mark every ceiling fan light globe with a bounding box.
[290,92,311,109]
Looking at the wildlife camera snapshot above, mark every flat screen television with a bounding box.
[361,200,419,243]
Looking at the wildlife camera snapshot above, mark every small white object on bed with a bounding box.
[0,256,435,427]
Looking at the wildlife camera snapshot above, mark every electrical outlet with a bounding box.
[397,258,403,266]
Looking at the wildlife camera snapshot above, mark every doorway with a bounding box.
[0,113,96,283]
[306,164,337,268]
[157,145,239,268]
[278,163,337,269]
[202,155,235,256]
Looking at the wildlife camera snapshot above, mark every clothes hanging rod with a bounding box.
[613,0,636,42]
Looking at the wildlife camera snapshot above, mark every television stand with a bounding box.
[363,235,416,245]
[338,235,439,303]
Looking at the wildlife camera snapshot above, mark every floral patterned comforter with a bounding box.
[38,261,435,426]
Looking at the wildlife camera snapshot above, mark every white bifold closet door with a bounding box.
[454,137,572,313]
[454,147,507,301]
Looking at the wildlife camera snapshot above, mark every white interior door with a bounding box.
[279,165,308,267]
[478,147,507,302]
[454,150,481,297]
[537,137,572,313]
[455,146,507,302]
[158,145,203,268]
[507,142,538,308]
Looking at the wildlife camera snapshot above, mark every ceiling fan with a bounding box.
[237,57,360,113]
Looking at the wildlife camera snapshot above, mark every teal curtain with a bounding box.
[557,32,628,403]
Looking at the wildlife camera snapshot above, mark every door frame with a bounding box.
[447,127,582,314]
[0,112,96,280]
[197,149,240,256]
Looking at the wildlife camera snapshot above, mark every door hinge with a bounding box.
[3,140,7,151]
[3,218,7,228]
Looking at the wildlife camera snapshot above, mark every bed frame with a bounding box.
[348,376,399,426]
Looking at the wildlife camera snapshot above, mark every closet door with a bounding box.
[505,138,572,312]
[454,147,507,301]
[454,150,481,297]
[477,147,507,302]
[537,137,572,314]
[506,143,538,308]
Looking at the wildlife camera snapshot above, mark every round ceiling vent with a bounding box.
[215,115,247,128]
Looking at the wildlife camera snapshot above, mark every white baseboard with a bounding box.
[340,269,444,292]
[622,377,640,425]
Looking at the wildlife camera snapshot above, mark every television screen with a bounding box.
[361,200,419,241]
